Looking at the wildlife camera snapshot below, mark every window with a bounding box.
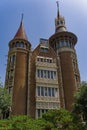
[49,59,52,63]
[41,70,43,78]
[54,71,57,79]
[41,58,43,62]
[20,42,24,48]
[37,86,58,97]
[57,21,60,25]
[44,48,48,53]
[40,47,48,53]
[37,69,57,79]
[37,109,40,118]
[37,109,48,118]
[48,71,50,79]
[12,43,15,48]
[37,57,53,63]
[44,87,47,96]
[70,42,72,48]
[47,59,49,63]
[51,71,53,79]
[67,42,70,47]
[9,56,11,63]
[41,87,44,96]
[52,88,55,97]
[16,42,19,47]
[57,43,60,49]
[48,87,51,96]
[56,40,74,48]
[37,69,40,77]
[8,87,12,94]
[10,70,14,79]
[61,41,64,46]
[60,21,63,24]
[12,55,16,64]
[37,86,40,96]
[9,55,16,64]
[43,70,46,78]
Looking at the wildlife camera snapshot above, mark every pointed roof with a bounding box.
[14,14,28,40]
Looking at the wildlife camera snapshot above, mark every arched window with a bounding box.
[16,41,19,47]
[20,42,24,48]
[60,21,63,24]
[12,43,15,48]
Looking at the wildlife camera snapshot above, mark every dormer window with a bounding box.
[40,38,49,53]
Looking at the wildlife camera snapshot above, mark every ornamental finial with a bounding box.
[21,13,24,23]
[56,1,60,18]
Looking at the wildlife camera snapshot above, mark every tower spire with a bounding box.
[14,14,28,40]
[56,1,60,18]
[55,2,67,33]
[21,13,24,24]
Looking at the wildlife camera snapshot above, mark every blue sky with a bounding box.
[0,0,87,84]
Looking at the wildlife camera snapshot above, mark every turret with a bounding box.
[49,2,80,111]
[5,15,31,115]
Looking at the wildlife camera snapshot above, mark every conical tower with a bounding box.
[49,3,80,111]
[5,15,31,115]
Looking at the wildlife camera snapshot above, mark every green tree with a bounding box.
[0,85,11,119]
[0,112,85,130]
[0,115,54,130]
[42,109,85,130]
[74,81,87,125]
[0,77,3,87]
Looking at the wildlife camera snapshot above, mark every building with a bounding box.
[5,5,80,118]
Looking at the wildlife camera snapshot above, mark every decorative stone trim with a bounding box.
[58,47,75,53]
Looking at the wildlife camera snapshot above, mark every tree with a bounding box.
[42,109,85,130]
[0,77,3,87]
[0,111,85,130]
[74,81,87,125]
[0,115,54,130]
[0,85,11,119]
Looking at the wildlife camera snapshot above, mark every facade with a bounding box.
[5,6,80,118]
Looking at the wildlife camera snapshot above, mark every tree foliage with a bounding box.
[42,109,84,130]
[0,109,85,130]
[74,81,87,125]
[0,115,53,130]
[0,85,11,118]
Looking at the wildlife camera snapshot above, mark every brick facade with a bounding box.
[5,7,80,118]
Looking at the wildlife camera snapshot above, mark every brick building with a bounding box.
[5,5,80,118]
